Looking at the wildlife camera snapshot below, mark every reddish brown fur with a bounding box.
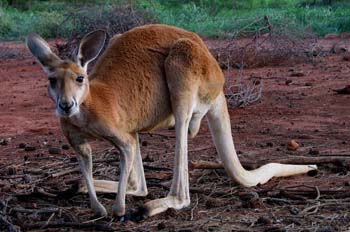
[81,24,224,134]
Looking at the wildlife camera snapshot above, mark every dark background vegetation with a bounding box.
[0,0,350,41]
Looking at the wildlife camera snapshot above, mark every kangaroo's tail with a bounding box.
[206,92,317,187]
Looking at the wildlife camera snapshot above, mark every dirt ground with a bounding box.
[0,37,350,232]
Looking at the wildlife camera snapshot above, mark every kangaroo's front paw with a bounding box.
[91,202,107,217]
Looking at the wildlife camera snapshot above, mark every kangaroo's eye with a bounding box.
[48,77,57,86]
[76,76,84,83]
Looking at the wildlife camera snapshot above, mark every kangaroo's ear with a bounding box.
[26,33,61,73]
[74,30,106,71]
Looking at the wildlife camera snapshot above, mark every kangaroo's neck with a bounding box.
[77,80,124,130]
[81,84,93,110]
[80,81,106,116]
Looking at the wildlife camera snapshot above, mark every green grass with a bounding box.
[1,0,350,41]
[139,0,350,38]
[0,1,121,40]
[0,7,65,39]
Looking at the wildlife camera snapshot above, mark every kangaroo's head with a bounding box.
[26,30,106,118]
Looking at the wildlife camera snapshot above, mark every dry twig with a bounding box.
[23,221,114,231]
[190,156,350,170]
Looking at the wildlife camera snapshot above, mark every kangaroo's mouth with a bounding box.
[56,106,80,118]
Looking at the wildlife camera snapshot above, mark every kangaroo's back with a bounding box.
[88,24,221,132]
[91,24,208,83]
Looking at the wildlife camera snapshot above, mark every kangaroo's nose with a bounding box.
[59,101,74,112]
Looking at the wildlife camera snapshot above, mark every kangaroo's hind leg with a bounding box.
[126,133,148,196]
[138,38,220,218]
[137,39,198,217]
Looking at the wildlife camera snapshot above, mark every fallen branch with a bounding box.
[262,197,292,205]
[188,145,215,153]
[299,202,350,216]
[0,199,20,232]
[0,175,26,180]
[190,156,350,170]
[51,167,80,178]
[14,187,58,199]
[11,207,60,214]
[280,188,350,199]
[36,187,57,198]
[190,160,223,170]
[148,145,214,157]
[94,158,119,163]
[23,221,114,231]
[0,215,20,232]
[143,165,172,171]
[145,172,172,180]
[147,131,176,139]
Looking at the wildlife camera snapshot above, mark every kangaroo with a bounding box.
[26,24,317,219]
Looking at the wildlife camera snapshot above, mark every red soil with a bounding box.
[0,37,350,231]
